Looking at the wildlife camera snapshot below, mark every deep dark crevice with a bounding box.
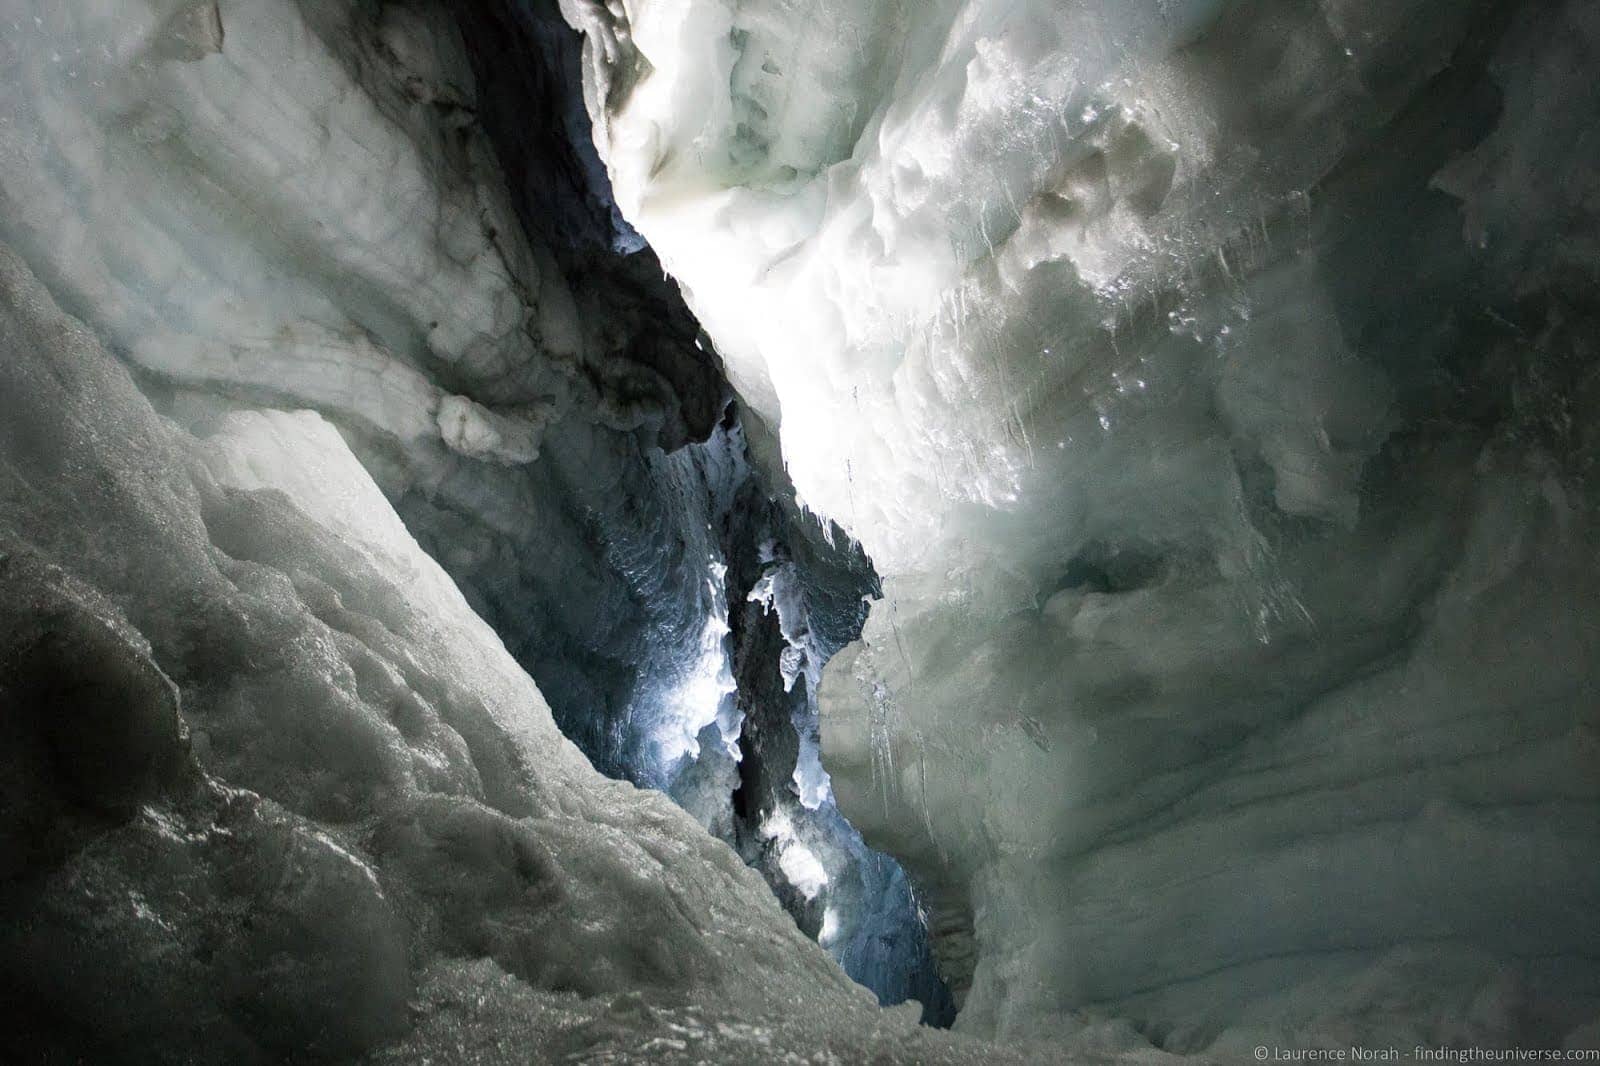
[447,0,956,1025]
[455,2,724,450]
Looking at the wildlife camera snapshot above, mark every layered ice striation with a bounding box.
[567,0,1600,1054]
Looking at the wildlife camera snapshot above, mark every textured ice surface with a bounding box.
[6,0,1599,1057]
[0,0,971,1057]
[0,239,1049,1062]
[568,0,1600,1052]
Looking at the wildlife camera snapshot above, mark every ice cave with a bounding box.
[1,0,1598,1062]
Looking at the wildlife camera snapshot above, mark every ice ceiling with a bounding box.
[2,0,1599,1062]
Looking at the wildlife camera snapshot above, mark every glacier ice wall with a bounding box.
[0,0,972,1055]
[0,0,712,815]
[567,0,1600,1053]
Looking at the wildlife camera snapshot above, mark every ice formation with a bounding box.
[0,0,971,1060]
[567,0,1600,1054]
[5,0,1600,1059]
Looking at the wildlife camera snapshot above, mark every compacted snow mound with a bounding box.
[567,0,1600,1052]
